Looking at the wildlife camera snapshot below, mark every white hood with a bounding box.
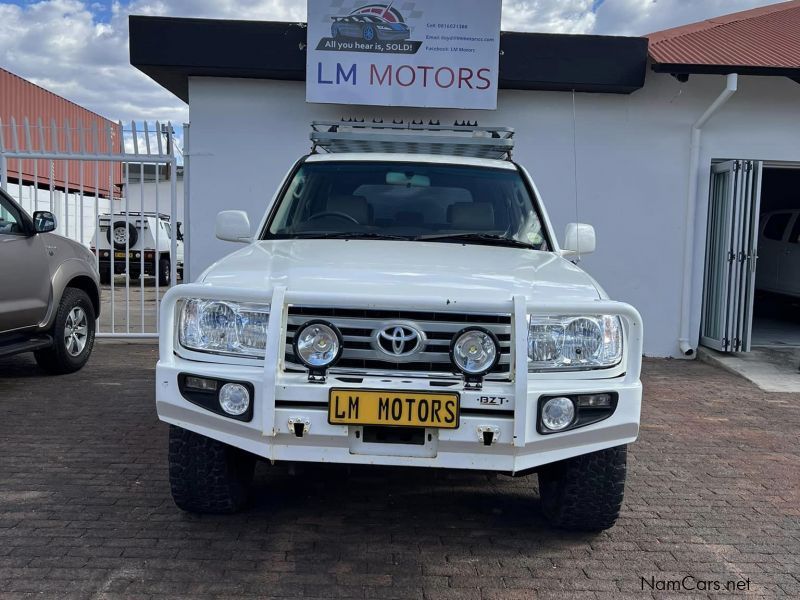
[199,240,603,306]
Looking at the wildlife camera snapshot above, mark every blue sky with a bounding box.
[0,0,784,123]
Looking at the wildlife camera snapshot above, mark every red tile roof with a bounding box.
[647,0,800,70]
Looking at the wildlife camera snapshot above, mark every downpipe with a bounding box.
[678,73,738,357]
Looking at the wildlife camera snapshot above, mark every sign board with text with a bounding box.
[306,0,502,110]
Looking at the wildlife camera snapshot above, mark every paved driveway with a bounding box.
[0,344,798,599]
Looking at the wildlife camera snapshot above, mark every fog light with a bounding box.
[219,383,250,416]
[294,320,343,370]
[450,327,499,376]
[184,376,217,392]
[541,397,575,431]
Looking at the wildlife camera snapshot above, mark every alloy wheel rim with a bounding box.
[114,227,127,244]
[64,306,88,356]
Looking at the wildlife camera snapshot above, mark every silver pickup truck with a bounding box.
[0,188,100,373]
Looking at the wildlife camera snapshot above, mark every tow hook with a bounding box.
[477,426,500,446]
[288,418,310,438]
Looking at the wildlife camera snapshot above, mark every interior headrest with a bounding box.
[448,202,495,230]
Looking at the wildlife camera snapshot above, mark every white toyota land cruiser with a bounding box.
[157,122,643,531]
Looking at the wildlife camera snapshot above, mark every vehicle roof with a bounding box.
[304,152,517,170]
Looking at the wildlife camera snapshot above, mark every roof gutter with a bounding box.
[678,73,738,356]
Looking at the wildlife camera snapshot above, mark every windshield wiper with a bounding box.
[292,232,411,241]
[415,232,536,249]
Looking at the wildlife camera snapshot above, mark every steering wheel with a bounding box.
[307,211,360,225]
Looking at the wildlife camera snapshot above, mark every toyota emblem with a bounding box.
[373,322,426,358]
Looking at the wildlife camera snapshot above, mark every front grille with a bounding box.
[285,307,512,378]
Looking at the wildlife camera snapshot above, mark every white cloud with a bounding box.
[502,0,596,34]
[592,0,780,36]
[0,0,784,126]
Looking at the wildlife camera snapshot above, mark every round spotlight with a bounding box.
[450,327,500,376]
[541,397,575,431]
[293,320,343,370]
[219,383,250,416]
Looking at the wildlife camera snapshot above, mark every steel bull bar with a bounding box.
[158,284,643,472]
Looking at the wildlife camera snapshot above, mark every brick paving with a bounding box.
[0,343,798,599]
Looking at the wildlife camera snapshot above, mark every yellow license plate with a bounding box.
[114,252,126,259]
[328,389,460,429]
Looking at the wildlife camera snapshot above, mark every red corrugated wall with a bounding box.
[0,68,122,197]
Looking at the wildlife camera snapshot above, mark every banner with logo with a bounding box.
[306,0,502,110]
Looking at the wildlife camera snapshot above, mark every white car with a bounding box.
[156,122,643,531]
[756,209,800,298]
[91,212,184,286]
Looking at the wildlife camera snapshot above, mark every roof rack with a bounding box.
[99,212,172,220]
[310,120,515,161]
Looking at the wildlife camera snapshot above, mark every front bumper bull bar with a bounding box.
[156,285,643,474]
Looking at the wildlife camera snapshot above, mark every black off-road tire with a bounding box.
[168,425,256,514]
[108,220,138,251]
[158,258,171,287]
[34,287,96,375]
[538,445,627,531]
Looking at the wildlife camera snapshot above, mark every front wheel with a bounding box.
[362,24,376,41]
[168,426,256,514]
[34,287,96,374]
[537,445,627,531]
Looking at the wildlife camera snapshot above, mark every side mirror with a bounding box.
[561,223,596,257]
[215,211,251,243]
[33,211,57,234]
[176,222,184,241]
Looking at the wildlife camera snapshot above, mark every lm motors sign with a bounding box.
[306,0,502,109]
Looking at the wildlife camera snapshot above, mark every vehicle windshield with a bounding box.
[264,161,549,250]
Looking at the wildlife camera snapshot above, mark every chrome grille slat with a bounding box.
[286,307,512,377]
[286,335,511,348]
[284,345,512,364]
[287,315,511,335]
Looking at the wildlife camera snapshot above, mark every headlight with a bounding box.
[178,299,270,358]
[528,315,622,371]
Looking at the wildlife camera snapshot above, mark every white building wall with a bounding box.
[186,72,800,357]
[124,179,185,222]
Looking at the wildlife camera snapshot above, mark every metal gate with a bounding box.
[701,159,763,352]
[0,117,181,338]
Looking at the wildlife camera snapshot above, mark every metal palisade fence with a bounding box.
[0,117,183,338]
